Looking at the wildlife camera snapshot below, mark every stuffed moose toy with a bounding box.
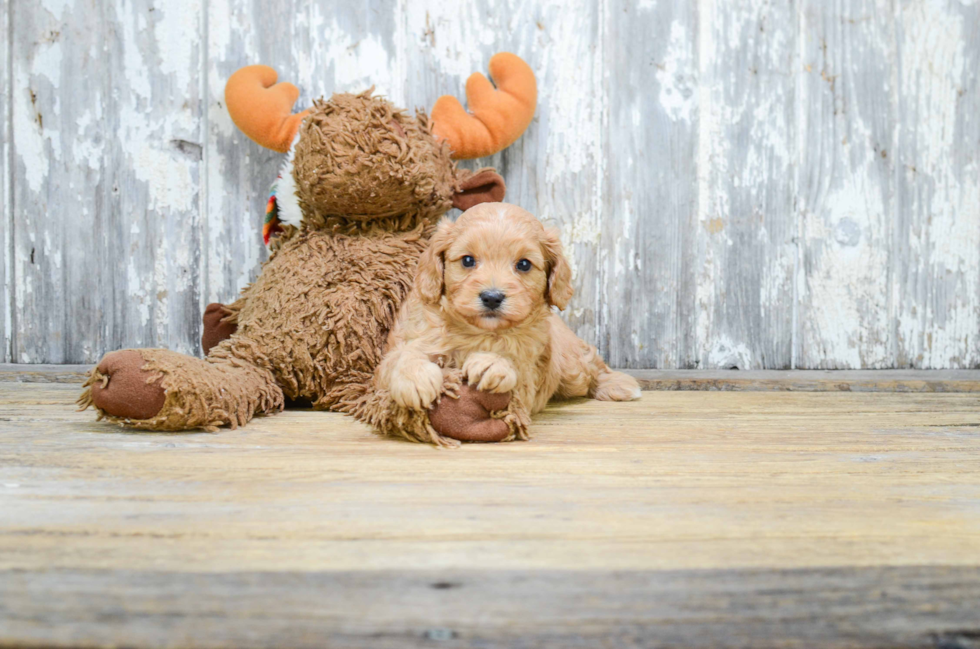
[79,53,537,445]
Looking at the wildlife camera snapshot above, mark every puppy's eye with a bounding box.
[461,255,476,268]
[515,259,532,272]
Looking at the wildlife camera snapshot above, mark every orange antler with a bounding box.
[225,65,310,153]
[430,53,537,160]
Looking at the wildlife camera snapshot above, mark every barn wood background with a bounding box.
[4,0,979,368]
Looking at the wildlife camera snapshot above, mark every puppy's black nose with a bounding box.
[480,289,506,311]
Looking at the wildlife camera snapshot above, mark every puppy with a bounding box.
[376,202,641,444]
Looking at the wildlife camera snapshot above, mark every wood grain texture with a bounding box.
[10,364,980,393]
[798,0,896,369]
[894,0,980,369]
[1,0,10,363]
[2,383,980,646]
[11,0,203,363]
[602,0,697,369]
[103,0,205,357]
[3,567,980,648]
[629,368,980,392]
[0,362,90,382]
[11,0,106,364]
[5,1,980,369]
[6,385,980,572]
[695,0,797,370]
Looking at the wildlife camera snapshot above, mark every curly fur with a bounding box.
[294,90,456,226]
[374,203,642,440]
[80,90,504,443]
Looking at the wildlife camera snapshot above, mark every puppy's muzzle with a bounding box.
[480,289,506,311]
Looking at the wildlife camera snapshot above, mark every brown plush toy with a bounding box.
[78,53,537,445]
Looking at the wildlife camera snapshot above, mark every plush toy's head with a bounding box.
[290,91,456,226]
[224,53,537,239]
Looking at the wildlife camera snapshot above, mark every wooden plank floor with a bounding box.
[2,376,980,647]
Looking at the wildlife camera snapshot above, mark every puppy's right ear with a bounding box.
[542,227,574,310]
[417,219,456,304]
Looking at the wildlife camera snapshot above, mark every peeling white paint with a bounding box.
[6,0,980,367]
[40,0,73,19]
[154,0,201,92]
[128,256,151,328]
[402,2,497,80]
[540,6,602,186]
[707,335,755,370]
[1,1,9,362]
[15,91,54,195]
[134,144,196,212]
[656,22,695,123]
[304,8,400,102]
[895,0,979,368]
[801,166,891,368]
[695,0,725,366]
[16,34,66,194]
[33,40,62,89]
[120,2,152,102]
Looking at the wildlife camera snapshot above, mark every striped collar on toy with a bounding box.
[263,135,303,247]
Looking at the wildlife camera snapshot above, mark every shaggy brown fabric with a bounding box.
[84,350,166,421]
[80,89,519,444]
[293,91,456,227]
[350,367,464,448]
[201,303,239,356]
[81,347,283,431]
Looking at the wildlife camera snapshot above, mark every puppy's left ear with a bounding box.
[452,168,505,211]
[542,227,573,310]
[417,219,456,304]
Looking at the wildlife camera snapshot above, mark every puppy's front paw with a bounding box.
[390,360,445,410]
[463,353,517,393]
[593,370,642,401]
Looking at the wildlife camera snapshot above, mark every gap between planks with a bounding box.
[3,364,980,392]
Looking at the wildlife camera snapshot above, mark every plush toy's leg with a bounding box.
[342,368,527,447]
[78,348,283,431]
[429,384,513,442]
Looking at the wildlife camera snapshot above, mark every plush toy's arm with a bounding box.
[428,382,513,443]
[201,296,248,356]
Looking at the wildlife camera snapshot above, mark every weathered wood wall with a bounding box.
[4,0,978,368]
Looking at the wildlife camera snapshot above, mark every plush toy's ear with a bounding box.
[452,169,506,211]
[541,227,573,310]
[431,53,536,160]
[225,65,310,153]
[417,219,457,304]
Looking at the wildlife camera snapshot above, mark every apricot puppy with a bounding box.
[375,202,640,444]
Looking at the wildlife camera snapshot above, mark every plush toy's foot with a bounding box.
[202,302,238,355]
[428,384,514,443]
[79,347,283,431]
[87,350,166,420]
[356,370,526,446]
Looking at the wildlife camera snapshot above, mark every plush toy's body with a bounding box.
[79,54,537,443]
